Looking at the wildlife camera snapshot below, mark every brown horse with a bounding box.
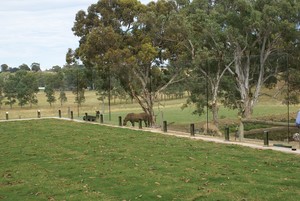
[123,113,151,127]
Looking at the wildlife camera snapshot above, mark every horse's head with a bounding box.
[123,118,127,126]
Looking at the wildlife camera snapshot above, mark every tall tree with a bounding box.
[63,65,87,108]
[19,64,30,71]
[14,71,39,107]
[31,62,41,72]
[44,73,60,106]
[1,64,8,72]
[182,0,236,125]
[221,0,300,118]
[3,74,17,108]
[71,0,188,124]
[44,86,56,107]
[58,90,68,106]
[51,65,62,73]
[185,0,300,120]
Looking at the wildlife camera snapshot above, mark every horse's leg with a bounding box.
[131,121,134,127]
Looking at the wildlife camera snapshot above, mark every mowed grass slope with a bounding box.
[1,119,300,201]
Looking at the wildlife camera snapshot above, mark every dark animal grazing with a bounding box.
[123,113,151,127]
[83,115,96,121]
[83,111,100,122]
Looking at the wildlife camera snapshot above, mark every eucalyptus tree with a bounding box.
[14,70,39,107]
[44,73,61,106]
[63,64,87,107]
[282,14,300,106]
[44,86,56,107]
[219,0,300,118]
[31,62,41,72]
[1,64,8,72]
[3,71,39,108]
[48,69,68,106]
[3,74,17,108]
[181,0,236,125]
[58,90,68,106]
[184,0,299,120]
[70,0,189,124]
[283,54,300,105]
[51,65,62,73]
[19,64,30,71]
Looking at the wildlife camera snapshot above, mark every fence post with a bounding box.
[70,111,74,120]
[139,119,142,129]
[5,112,8,120]
[190,123,195,136]
[85,113,88,121]
[163,121,167,132]
[225,126,230,141]
[37,110,41,118]
[119,116,122,126]
[58,110,61,118]
[264,130,269,146]
[100,114,104,123]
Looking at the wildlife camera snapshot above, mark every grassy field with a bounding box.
[0,89,299,145]
[0,90,299,144]
[0,119,300,201]
[0,90,298,125]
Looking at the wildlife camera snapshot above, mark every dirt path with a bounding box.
[66,117,300,155]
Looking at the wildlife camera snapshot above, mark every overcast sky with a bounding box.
[0,0,151,70]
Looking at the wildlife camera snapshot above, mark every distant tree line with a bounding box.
[0,70,39,108]
[0,64,93,108]
[1,63,42,73]
[0,63,185,109]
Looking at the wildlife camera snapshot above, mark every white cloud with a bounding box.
[0,0,153,70]
[0,0,96,69]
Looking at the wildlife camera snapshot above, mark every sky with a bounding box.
[0,0,151,71]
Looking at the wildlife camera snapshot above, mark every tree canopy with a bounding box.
[68,0,300,123]
[70,0,191,124]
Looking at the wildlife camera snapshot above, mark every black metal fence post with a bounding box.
[119,116,122,126]
[5,112,8,120]
[264,130,269,146]
[225,126,230,141]
[190,123,195,136]
[37,110,41,118]
[70,111,74,120]
[58,110,61,118]
[163,121,167,132]
[100,114,104,123]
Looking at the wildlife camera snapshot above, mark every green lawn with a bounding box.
[1,119,300,200]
